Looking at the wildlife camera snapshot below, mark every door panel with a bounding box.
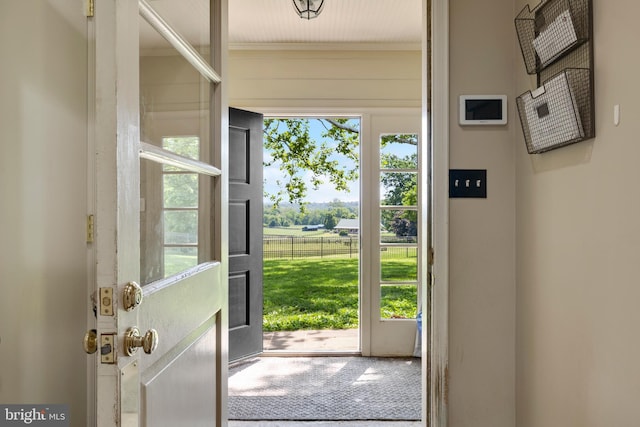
[138,264,223,426]
[141,328,217,426]
[229,201,249,256]
[229,271,250,328]
[229,107,264,362]
[91,1,229,425]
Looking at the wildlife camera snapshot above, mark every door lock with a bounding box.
[83,329,98,354]
[124,327,158,356]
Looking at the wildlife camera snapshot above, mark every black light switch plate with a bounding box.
[449,169,487,198]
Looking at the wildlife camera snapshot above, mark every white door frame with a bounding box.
[424,0,450,426]
[249,107,420,358]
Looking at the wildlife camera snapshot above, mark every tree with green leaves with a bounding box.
[323,212,337,230]
[263,118,359,211]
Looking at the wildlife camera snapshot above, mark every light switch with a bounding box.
[449,169,487,198]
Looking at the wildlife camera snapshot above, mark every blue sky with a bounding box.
[263,118,360,204]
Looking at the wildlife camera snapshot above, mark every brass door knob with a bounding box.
[124,327,158,356]
[83,329,98,354]
[123,281,143,311]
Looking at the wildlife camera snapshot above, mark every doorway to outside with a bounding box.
[262,116,362,353]
[260,115,421,354]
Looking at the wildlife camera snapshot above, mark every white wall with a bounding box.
[514,0,640,425]
[448,0,517,425]
[0,1,88,425]
[229,49,421,109]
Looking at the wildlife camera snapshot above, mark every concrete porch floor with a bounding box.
[262,328,359,352]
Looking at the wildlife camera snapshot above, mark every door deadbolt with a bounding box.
[123,281,143,311]
[124,327,158,356]
[83,329,98,354]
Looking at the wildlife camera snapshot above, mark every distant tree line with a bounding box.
[264,200,357,230]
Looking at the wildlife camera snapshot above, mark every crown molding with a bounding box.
[228,42,421,51]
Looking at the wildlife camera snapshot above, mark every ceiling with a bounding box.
[142,0,422,49]
[229,0,422,46]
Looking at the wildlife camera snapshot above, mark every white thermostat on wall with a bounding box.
[459,95,507,125]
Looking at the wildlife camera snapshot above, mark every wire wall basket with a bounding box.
[516,68,593,154]
[515,0,590,75]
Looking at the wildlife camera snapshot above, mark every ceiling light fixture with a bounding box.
[292,0,325,20]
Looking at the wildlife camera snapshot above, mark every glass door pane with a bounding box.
[379,133,419,320]
[139,5,214,285]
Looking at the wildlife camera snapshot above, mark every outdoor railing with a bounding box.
[263,236,417,260]
[264,236,359,259]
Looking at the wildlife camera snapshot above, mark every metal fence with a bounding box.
[263,236,417,260]
[264,236,359,259]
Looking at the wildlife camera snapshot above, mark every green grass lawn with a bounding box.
[263,257,417,331]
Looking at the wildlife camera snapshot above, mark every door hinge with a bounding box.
[86,214,94,243]
[86,0,94,17]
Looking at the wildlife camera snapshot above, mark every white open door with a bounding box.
[86,0,229,425]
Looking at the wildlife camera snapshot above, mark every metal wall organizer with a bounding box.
[515,0,594,154]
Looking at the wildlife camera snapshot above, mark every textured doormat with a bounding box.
[228,357,421,421]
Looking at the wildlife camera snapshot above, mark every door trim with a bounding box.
[87,7,97,426]
[424,0,450,426]
[248,108,423,357]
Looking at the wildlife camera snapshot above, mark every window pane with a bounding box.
[381,250,418,282]
[162,137,201,172]
[139,13,212,285]
[380,284,418,319]
[380,134,418,169]
[139,0,211,62]
[139,17,209,163]
[163,173,198,208]
[380,209,418,243]
[141,157,204,285]
[380,172,417,206]
[164,247,198,278]
[164,210,198,244]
